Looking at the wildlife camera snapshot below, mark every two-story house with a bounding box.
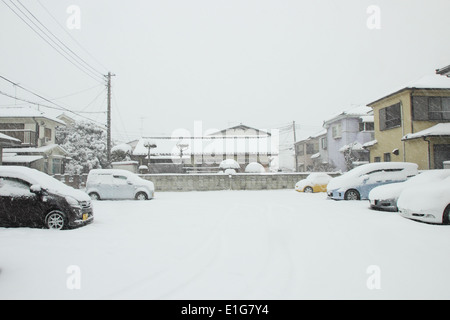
[323,106,375,172]
[294,129,328,172]
[130,124,279,173]
[366,75,450,170]
[0,107,69,174]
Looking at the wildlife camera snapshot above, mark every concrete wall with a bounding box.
[55,172,340,191]
[139,173,340,192]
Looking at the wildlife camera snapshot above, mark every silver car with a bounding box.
[86,169,154,200]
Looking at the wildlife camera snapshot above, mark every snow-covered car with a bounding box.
[0,166,93,230]
[295,173,332,193]
[86,169,154,200]
[398,176,450,224]
[369,169,450,211]
[327,162,418,201]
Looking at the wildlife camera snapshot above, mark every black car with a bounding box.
[0,166,93,230]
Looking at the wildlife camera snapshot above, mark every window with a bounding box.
[359,122,374,132]
[379,103,401,131]
[321,137,327,150]
[44,128,52,139]
[306,143,318,155]
[296,144,304,156]
[332,124,342,139]
[384,153,391,162]
[412,96,450,121]
[113,175,128,183]
[0,177,32,197]
[374,157,381,162]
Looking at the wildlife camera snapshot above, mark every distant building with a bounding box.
[127,124,279,173]
[323,106,374,172]
[294,129,328,172]
[0,107,69,174]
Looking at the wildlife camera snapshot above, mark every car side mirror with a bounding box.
[30,184,42,194]
[362,175,369,183]
[127,180,133,185]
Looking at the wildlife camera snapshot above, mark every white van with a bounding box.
[86,169,154,200]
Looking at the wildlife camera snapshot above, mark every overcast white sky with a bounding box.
[1,0,450,142]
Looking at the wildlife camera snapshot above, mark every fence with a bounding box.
[54,172,340,192]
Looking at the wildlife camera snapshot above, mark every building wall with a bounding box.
[0,117,59,146]
[326,117,373,172]
[369,89,450,170]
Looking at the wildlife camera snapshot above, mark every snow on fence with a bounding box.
[54,172,341,191]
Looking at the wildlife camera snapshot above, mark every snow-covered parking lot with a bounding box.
[1,189,450,300]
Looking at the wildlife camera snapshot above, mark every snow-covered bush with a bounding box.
[56,120,108,174]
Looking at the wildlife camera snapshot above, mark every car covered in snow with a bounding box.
[0,166,93,230]
[398,176,450,224]
[295,173,332,193]
[369,169,450,211]
[327,162,418,201]
[86,169,154,200]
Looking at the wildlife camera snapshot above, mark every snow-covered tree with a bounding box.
[56,120,108,174]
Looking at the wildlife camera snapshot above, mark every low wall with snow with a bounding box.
[139,173,340,192]
[54,172,341,191]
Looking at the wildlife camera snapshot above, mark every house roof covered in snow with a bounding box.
[0,107,66,126]
[0,132,21,147]
[208,124,271,137]
[436,65,450,77]
[368,74,450,106]
[1,155,43,164]
[323,105,372,127]
[4,144,68,155]
[402,123,450,140]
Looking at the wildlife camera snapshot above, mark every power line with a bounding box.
[36,0,109,74]
[1,0,105,84]
[15,0,105,77]
[0,89,105,127]
[0,75,107,126]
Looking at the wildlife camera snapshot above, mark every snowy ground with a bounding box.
[1,189,450,300]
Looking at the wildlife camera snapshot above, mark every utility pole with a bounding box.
[293,121,298,172]
[106,72,115,165]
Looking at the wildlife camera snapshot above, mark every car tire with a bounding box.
[304,186,313,193]
[443,205,450,224]
[89,192,100,200]
[46,211,66,230]
[344,189,360,201]
[135,192,148,200]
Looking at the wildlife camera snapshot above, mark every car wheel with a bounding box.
[304,186,313,193]
[344,189,360,201]
[46,211,66,230]
[89,192,100,200]
[136,192,148,200]
[443,205,450,224]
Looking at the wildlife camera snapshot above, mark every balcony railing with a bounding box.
[0,129,37,147]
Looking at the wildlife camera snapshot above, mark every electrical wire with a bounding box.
[36,0,109,74]
[1,0,105,84]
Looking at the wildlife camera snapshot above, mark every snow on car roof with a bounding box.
[346,162,418,176]
[0,166,89,200]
